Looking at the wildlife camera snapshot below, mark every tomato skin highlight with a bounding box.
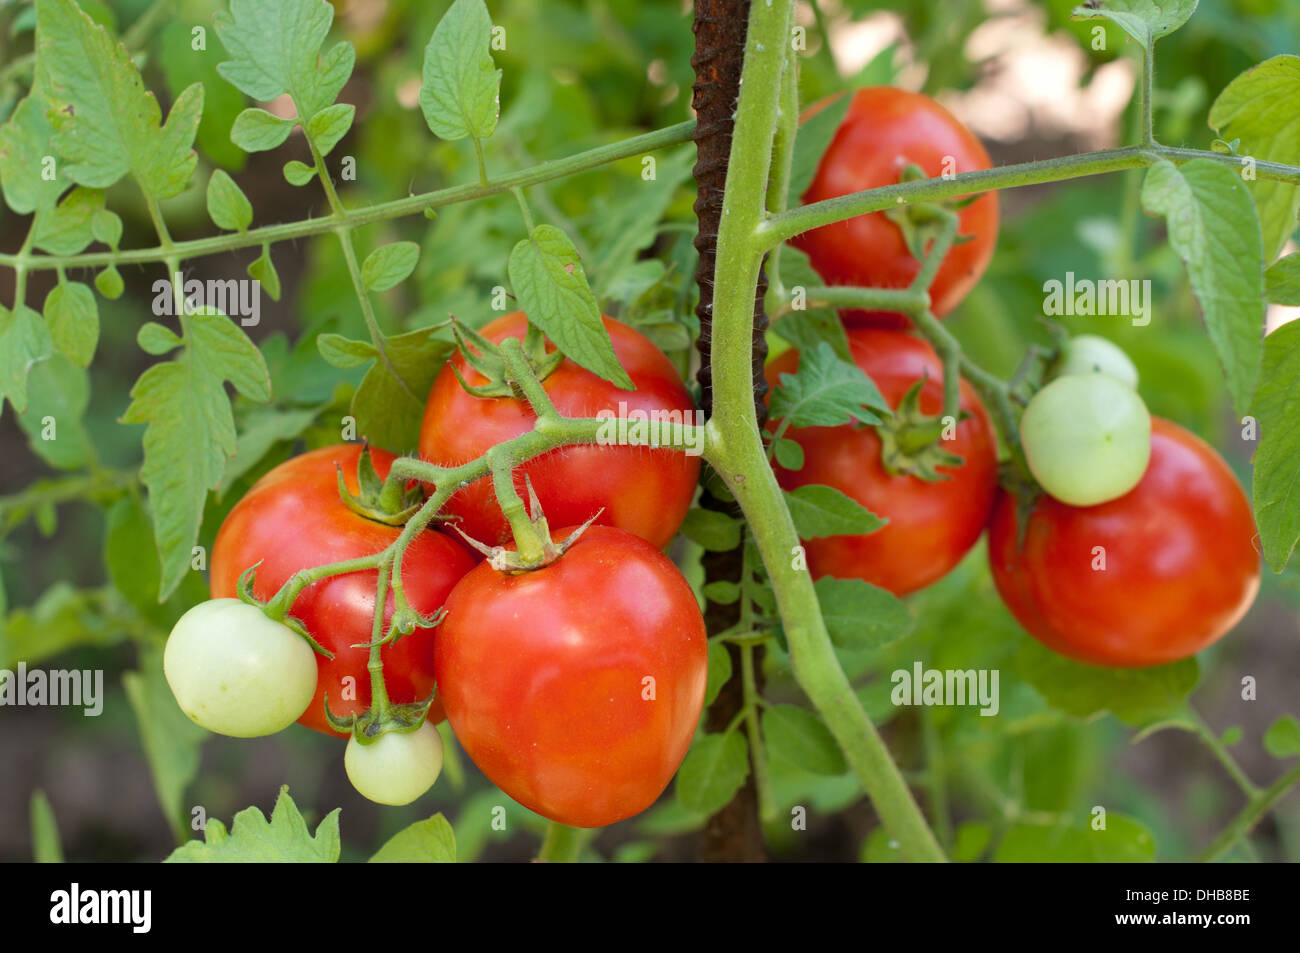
[435,525,708,829]
[767,328,999,596]
[989,417,1261,667]
[418,311,700,550]
[210,444,477,736]
[791,87,999,328]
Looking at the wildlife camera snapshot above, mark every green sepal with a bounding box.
[448,317,564,400]
[235,561,334,659]
[334,444,424,525]
[873,380,967,481]
[348,689,439,745]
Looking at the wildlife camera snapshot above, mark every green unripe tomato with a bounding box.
[1052,334,1139,390]
[345,722,444,806]
[164,598,318,737]
[1020,374,1151,507]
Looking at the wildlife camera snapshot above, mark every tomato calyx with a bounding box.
[447,316,563,400]
[236,562,335,659]
[873,379,968,481]
[324,687,436,743]
[881,163,978,265]
[995,461,1042,551]
[451,480,605,572]
[335,444,424,526]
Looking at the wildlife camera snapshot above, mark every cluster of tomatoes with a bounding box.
[780,86,1261,667]
[164,85,1261,829]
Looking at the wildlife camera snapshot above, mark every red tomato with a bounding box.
[434,525,708,828]
[211,445,477,736]
[988,417,1260,667]
[767,328,998,595]
[791,87,999,328]
[418,312,700,550]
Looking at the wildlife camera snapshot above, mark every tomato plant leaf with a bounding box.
[0,304,53,415]
[16,355,93,471]
[206,169,252,232]
[166,786,341,862]
[679,507,742,551]
[121,308,271,599]
[317,332,378,368]
[218,407,320,495]
[1017,637,1199,726]
[509,224,633,388]
[157,18,246,171]
[994,814,1156,862]
[42,281,98,369]
[1251,319,1300,572]
[1140,158,1264,417]
[1265,253,1300,305]
[32,186,102,256]
[362,240,421,292]
[771,436,804,469]
[814,576,912,649]
[283,159,316,186]
[1209,55,1300,262]
[1263,714,1300,758]
[676,732,750,816]
[770,246,852,362]
[1069,0,1198,51]
[788,91,850,200]
[37,0,202,198]
[703,640,733,707]
[0,584,128,669]
[785,484,885,538]
[590,147,694,293]
[349,326,455,453]
[762,704,847,775]
[247,244,283,302]
[214,0,354,124]
[125,647,208,844]
[229,108,296,153]
[368,814,457,862]
[769,341,886,428]
[419,0,501,142]
[0,84,71,215]
[307,102,354,156]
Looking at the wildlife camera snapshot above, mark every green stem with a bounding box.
[704,0,945,863]
[0,122,697,273]
[741,641,776,823]
[1196,760,1300,862]
[537,822,588,862]
[1140,44,1156,147]
[365,555,393,717]
[1190,712,1260,799]
[921,708,953,849]
[511,187,536,233]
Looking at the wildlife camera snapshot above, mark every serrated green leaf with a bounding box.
[229,107,295,153]
[762,704,846,775]
[361,241,420,292]
[206,169,252,231]
[306,102,353,156]
[214,0,354,123]
[1017,636,1199,726]
[158,18,246,171]
[679,507,742,551]
[121,309,271,599]
[419,0,500,142]
[1070,0,1198,51]
[283,159,316,186]
[814,576,912,650]
[676,732,749,816]
[0,304,52,415]
[166,787,340,862]
[994,815,1156,862]
[703,641,732,708]
[90,206,121,247]
[350,326,455,452]
[37,0,201,197]
[369,815,457,862]
[248,245,282,301]
[16,354,92,470]
[1250,319,1300,572]
[1208,55,1300,261]
[509,224,632,388]
[770,341,886,428]
[29,791,64,863]
[785,484,885,538]
[31,186,101,255]
[1140,159,1264,416]
[317,332,378,368]
[0,85,69,215]
[43,281,98,367]
[789,91,850,200]
[1264,714,1300,758]
[1265,254,1300,305]
[125,646,208,843]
